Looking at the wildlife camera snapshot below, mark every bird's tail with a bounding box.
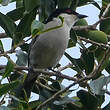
[14,68,39,100]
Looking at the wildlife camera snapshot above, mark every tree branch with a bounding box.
[0,65,77,81]
[35,48,110,110]
[0,33,7,39]
[79,37,110,49]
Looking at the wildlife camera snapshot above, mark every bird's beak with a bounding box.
[77,14,88,19]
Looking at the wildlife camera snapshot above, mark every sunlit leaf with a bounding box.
[31,20,45,37]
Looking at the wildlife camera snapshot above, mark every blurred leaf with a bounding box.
[0,40,4,52]
[29,100,41,110]
[16,0,23,8]
[69,30,77,47]
[75,19,88,38]
[68,39,75,48]
[102,102,110,110]
[99,0,110,34]
[54,96,77,105]
[20,43,29,52]
[39,0,56,22]
[0,12,16,38]
[15,8,37,44]
[77,90,98,110]
[89,76,110,95]
[64,52,83,74]
[66,101,83,110]
[50,81,61,91]
[70,0,79,10]
[95,48,110,71]
[2,60,14,79]
[24,0,40,13]
[0,106,10,110]
[1,0,9,6]
[99,0,110,17]
[31,20,45,37]
[81,50,94,74]
[96,95,105,107]
[0,80,20,96]
[9,95,27,104]
[16,50,28,66]
[100,18,110,34]
[6,7,25,21]
[58,0,72,8]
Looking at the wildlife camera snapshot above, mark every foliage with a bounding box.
[0,0,110,110]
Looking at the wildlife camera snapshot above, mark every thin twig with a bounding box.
[0,65,77,81]
[35,48,110,110]
[57,63,73,72]
[101,3,110,18]
[88,48,110,79]
[79,37,110,49]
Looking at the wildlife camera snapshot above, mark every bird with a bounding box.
[19,8,87,99]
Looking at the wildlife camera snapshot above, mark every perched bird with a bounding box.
[21,8,87,99]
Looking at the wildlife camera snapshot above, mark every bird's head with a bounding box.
[46,8,88,29]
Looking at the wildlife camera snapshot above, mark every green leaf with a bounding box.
[50,81,61,91]
[77,90,98,110]
[0,40,4,52]
[58,0,72,8]
[89,76,110,95]
[81,50,94,74]
[2,60,14,79]
[0,80,20,96]
[64,52,83,74]
[16,0,23,8]
[20,43,29,52]
[54,96,77,105]
[67,39,75,48]
[24,0,40,13]
[0,0,2,3]
[31,20,45,37]
[95,48,110,71]
[39,0,56,22]
[0,12,16,38]
[102,102,110,110]
[6,7,25,21]
[29,100,41,110]
[16,50,28,66]
[100,18,110,34]
[69,29,77,47]
[15,8,37,44]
